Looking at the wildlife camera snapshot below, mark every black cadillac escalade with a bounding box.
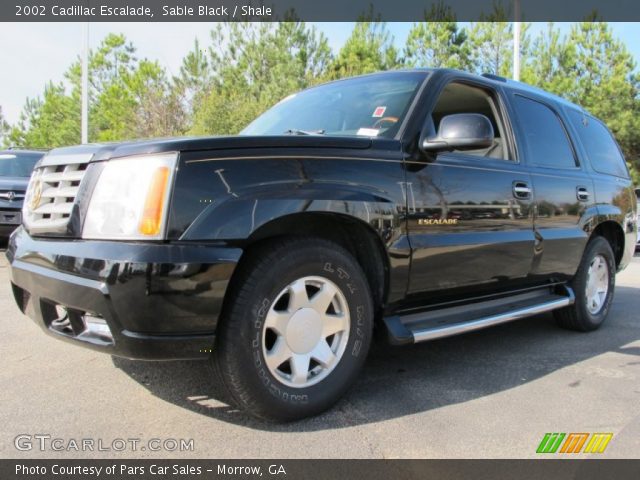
[6,69,637,421]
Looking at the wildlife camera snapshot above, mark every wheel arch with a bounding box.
[229,212,390,317]
[590,219,625,268]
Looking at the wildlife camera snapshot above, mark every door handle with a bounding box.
[576,186,590,202]
[513,181,531,199]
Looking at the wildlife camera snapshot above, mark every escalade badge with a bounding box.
[418,218,459,225]
[29,180,43,211]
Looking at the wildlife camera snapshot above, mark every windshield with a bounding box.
[0,153,42,177]
[241,72,426,138]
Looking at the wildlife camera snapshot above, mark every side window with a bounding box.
[431,82,510,160]
[567,110,629,178]
[512,95,577,169]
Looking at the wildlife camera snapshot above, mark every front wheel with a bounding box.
[554,236,616,332]
[214,237,374,421]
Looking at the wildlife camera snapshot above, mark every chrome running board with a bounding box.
[384,286,575,345]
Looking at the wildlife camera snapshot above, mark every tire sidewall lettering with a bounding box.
[248,262,368,405]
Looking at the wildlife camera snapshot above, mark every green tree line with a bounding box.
[1,21,638,180]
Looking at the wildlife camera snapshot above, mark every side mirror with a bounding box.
[422,113,494,152]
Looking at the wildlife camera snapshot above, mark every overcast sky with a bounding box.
[1,22,638,124]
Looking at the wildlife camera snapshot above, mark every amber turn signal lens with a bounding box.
[139,166,170,236]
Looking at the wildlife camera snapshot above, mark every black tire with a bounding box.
[214,237,374,421]
[554,236,616,332]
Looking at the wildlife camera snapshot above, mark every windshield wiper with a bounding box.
[283,129,325,136]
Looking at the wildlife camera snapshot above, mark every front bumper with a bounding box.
[0,224,18,237]
[0,208,21,237]
[6,228,241,360]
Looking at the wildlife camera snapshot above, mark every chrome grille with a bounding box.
[23,162,89,234]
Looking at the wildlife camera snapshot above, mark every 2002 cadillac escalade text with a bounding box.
[46,5,154,17]
[20,5,273,18]
[6,69,637,421]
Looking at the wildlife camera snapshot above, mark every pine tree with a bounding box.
[566,22,639,172]
[330,21,400,78]
[404,4,471,70]
[190,22,332,135]
[524,23,640,177]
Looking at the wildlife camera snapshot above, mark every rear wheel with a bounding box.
[554,237,615,332]
[214,237,373,421]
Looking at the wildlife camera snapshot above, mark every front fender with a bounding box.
[167,151,410,303]
[180,182,398,241]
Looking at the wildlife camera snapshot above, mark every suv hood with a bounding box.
[0,176,29,191]
[43,135,374,164]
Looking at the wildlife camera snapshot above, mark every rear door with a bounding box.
[508,94,596,280]
[405,79,536,300]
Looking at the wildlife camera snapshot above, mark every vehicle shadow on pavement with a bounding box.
[112,285,640,431]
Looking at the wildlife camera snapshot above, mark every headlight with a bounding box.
[82,153,177,240]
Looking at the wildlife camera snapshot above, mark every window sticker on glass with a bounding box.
[357,128,380,137]
[372,106,386,118]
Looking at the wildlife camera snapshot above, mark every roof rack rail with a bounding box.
[5,146,49,151]
[481,73,507,82]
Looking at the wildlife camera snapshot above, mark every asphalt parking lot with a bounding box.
[1,241,639,459]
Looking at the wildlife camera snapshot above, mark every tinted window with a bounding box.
[567,110,628,178]
[512,96,576,168]
[0,152,41,177]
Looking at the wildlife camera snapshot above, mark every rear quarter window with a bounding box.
[567,110,629,178]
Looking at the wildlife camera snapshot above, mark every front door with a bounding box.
[405,80,535,300]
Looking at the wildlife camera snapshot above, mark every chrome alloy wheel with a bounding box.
[262,276,350,388]
[585,254,610,315]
